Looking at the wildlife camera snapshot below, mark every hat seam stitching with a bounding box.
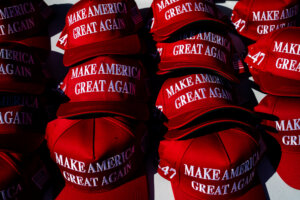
[176,139,195,185]
[51,120,82,151]
[215,132,232,170]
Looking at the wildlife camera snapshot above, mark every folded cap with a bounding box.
[150,0,226,42]
[57,0,144,67]
[158,127,266,200]
[156,26,238,82]
[46,116,149,200]
[0,152,50,200]
[245,27,300,97]
[0,0,51,49]
[254,95,300,189]
[155,73,254,130]
[231,0,299,41]
[56,56,149,120]
[0,42,46,94]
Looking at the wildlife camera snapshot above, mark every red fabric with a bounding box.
[231,0,299,41]
[150,0,227,42]
[0,105,44,153]
[254,95,300,189]
[56,56,149,120]
[245,27,300,97]
[46,116,149,199]
[0,42,46,94]
[0,0,50,47]
[156,27,238,82]
[164,119,255,140]
[158,127,266,200]
[0,152,50,200]
[155,73,254,130]
[56,0,144,66]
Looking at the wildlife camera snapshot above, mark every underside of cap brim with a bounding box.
[158,62,239,83]
[63,34,142,67]
[166,105,256,130]
[164,119,254,140]
[152,17,228,42]
[57,101,149,121]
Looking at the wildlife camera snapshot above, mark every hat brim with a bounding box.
[254,71,300,97]
[0,130,44,153]
[56,175,149,200]
[157,62,239,83]
[63,34,142,67]
[171,177,266,200]
[152,18,228,42]
[276,152,300,190]
[164,119,254,140]
[57,101,149,120]
[166,105,256,130]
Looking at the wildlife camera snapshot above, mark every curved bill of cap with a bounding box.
[157,62,239,83]
[57,101,149,121]
[164,119,256,140]
[63,34,142,67]
[166,104,256,130]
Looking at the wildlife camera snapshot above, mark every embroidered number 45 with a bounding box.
[247,52,266,65]
[159,165,177,179]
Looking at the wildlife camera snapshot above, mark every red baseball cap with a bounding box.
[0,0,51,50]
[245,27,300,97]
[155,26,238,82]
[0,42,46,95]
[46,116,149,200]
[57,0,144,67]
[231,0,299,41]
[254,95,300,189]
[155,73,255,130]
[0,152,50,200]
[56,56,150,120]
[150,0,227,42]
[158,127,266,200]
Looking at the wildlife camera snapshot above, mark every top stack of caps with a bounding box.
[149,0,267,200]
[46,0,150,199]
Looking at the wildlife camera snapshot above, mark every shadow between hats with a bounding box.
[256,128,282,200]
[254,113,282,172]
[48,4,73,37]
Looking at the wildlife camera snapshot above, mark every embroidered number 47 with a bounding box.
[233,18,246,32]
[159,165,177,179]
[248,52,266,65]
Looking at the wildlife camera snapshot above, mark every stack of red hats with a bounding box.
[149,0,267,199]
[245,27,300,189]
[46,0,150,199]
[0,0,52,199]
[231,0,299,42]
